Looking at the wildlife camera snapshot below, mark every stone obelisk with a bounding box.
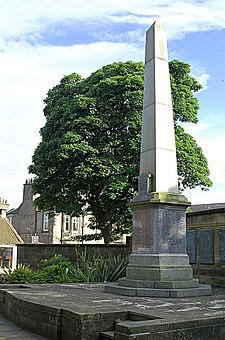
[106,21,211,297]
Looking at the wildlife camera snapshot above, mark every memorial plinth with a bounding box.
[105,22,211,297]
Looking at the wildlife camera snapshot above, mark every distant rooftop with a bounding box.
[190,203,225,212]
[0,216,23,244]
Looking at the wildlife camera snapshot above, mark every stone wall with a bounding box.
[17,239,132,268]
[187,208,225,287]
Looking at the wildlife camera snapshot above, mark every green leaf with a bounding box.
[29,60,212,243]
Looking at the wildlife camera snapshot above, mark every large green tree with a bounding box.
[29,60,212,244]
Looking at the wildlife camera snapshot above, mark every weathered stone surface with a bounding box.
[1,284,225,339]
[154,279,199,289]
[105,283,212,298]
[128,254,190,266]
[186,209,225,287]
[0,289,61,339]
[140,22,178,194]
[114,318,223,340]
[0,312,46,339]
[126,265,193,282]
[186,229,196,264]
[219,227,225,264]
[200,228,214,264]
[118,278,155,288]
[17,242,130,269]
[131,203,187,254]
[118,277,199,289]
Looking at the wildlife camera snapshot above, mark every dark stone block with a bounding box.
[200,229,214,264]
[220,228,225,264]
[186,229,196,264]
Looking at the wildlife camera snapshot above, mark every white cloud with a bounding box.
[0,39,143,208]
[182,116,225,203]
[201,136,225,182]
[183,122,211,135]
[183,121,225,202]
[196,72,210,90]
[191,66,210,90]
[1,1,225,44]
[1,0,225,208]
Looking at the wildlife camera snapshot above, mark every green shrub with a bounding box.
[76,252,129,283]
[6,253,129,284]
[7,264,35,284]
[32,266,74,283]
[33,255,76,283]
[40,254,73,269]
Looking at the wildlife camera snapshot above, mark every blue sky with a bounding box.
[0,0,225,208]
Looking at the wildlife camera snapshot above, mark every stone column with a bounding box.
[139,21,178,195]
[105,21,211,297]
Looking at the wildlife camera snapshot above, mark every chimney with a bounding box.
[23,178,34,201]
[0,197,9,217]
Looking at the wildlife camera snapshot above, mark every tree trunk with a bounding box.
[101,226,111,245]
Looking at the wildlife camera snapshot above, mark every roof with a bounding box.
[0,216,24,244]
[189,203,225,212]
[7,207,19,215]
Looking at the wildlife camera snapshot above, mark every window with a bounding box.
[71,217,80,233]
[64,215,71,232]
[42,213,49,232]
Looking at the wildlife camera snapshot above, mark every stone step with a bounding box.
[101,330,115,340]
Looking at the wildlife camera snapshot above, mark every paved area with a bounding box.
[2,284,225,339]
[3,283,225,321]
[0,312,47,339]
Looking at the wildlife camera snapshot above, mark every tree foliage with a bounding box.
[169,60,212,191]
[29,60,212,244]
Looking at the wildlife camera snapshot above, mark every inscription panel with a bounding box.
[132,207,153,253]
[219,227,225,264]
[158,208,186,253]
[200,228,214,264]
[186,230,196,264]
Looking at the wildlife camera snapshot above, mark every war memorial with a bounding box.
[1,22,225,340]
[105,21,211,298]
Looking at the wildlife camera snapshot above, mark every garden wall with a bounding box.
[16,239,132,268]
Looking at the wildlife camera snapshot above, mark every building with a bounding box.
[0,197,23,271]
[186,203,225,287]
[7,179,102,244]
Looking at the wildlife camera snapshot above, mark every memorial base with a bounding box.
[126,254,193,281]
[105,195,212,298]
[105,283,212,298]
[105,254,212,297]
